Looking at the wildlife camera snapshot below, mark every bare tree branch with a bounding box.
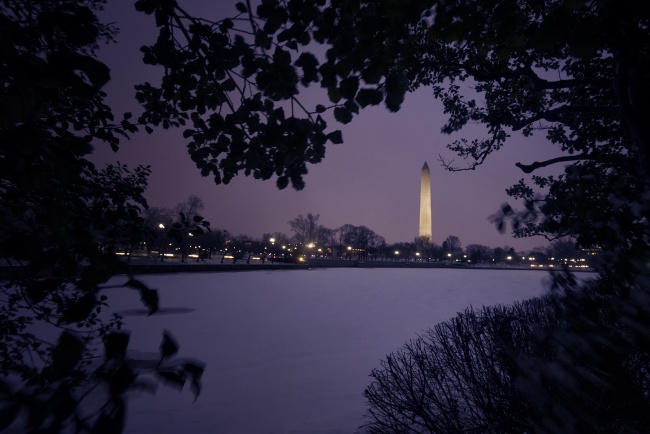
[515,154,591,173]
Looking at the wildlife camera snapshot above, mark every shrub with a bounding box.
[362,296,562,433]
[362,275,650,434]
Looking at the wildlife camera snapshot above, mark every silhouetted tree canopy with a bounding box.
[135,0,649,254]
[288,212,324,244]
[0,1,205,431]
[442,235,462,254]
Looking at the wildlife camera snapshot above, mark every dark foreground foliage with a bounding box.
[0,1,206,432]
[364,296,558,433]
[3,0,649,431]
[363,273,650,434]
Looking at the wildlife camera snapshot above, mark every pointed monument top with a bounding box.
[422,161,429,171]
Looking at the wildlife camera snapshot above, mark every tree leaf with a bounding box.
[140,288,159,315]
[339,76,359,100]
[356,88,383,107]
[62,293,96,324]
[183,360,206,401]
[276,176,289,189]
[155,369,186,390]
[51,331,84,378]
[160,330,179,358]
[344,99,359,114]
[124,279,159,315]
[327,130,343,144]
[385,73,406,112]
[104,331,130,361]
[333,107,353,124]
[221,78,236,91]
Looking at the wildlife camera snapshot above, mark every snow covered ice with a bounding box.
[101,268,563,434]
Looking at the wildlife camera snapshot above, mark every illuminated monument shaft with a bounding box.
[419,162,432,239]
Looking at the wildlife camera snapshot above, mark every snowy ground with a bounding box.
[102,268,566,434]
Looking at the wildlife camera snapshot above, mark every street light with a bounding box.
[158,223,166,261]
[266,237,276,263]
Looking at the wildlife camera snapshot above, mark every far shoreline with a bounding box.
[110,257,595,275]
[1,258,595,279]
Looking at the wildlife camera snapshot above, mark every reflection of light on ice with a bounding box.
[101,268,593,434]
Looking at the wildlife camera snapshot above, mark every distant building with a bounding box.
[419,162,432,239]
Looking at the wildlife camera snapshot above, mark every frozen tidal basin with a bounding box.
[106,268,555,434]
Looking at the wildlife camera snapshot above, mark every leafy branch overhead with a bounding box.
[135,0,649,248]
[134,0,408,190]
[0,1,206,432]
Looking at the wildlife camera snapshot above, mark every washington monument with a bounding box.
[419,162,432,239]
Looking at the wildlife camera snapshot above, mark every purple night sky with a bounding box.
[92,2,562,251]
